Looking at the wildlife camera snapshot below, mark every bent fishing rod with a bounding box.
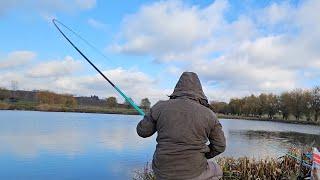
[52,19,145,116]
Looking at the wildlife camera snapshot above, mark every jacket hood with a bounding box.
[169,72,208,103]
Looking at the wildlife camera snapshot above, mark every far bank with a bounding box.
[0,102,319,126]
[217,114,320,126]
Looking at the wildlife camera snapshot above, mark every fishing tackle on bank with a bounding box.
[52,19,145,116]
[269,144,312,168]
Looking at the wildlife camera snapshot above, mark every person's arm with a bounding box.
[205,115,226,159]
[136,111,157,138]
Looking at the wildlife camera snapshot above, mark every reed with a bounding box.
[217,156,308,179]
[133,148,312,180]
[133,162,156,180]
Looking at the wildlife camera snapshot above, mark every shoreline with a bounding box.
[1,107,319,126]
[0,105,139,115]
[217,114,320,126]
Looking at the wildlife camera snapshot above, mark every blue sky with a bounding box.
[0,0,319,103]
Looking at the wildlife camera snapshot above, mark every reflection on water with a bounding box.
[221,119,320,158]
[0,110,319,179]
[0,111,156,179]
[232,130,320,147]
[223,130,320,158]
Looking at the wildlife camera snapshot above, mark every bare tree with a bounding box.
[280,92,291,120]
[311,86,320,122]
[289,89,305,120]
[266,94,279,119]
[303,90,313,121]
[257,94,268,117]
[140,98,151,110]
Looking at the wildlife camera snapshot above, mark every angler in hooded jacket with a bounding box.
[136,72,226,180]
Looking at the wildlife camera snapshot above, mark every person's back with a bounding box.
[137,72,226,180]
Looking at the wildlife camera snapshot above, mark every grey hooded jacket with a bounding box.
[136,72,226,180]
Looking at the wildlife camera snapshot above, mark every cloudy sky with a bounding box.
[0,0,319,103]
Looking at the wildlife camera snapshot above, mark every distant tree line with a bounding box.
[210,87,320,122]
[0,87,151,110]
[0,88,78,108]
[5,85,320,122]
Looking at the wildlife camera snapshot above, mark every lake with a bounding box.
[0,110,319,179]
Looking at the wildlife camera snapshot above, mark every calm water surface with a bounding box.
[0,110,319,179]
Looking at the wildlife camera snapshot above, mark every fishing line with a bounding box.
[53,19,112,63]
[52,19,145,116]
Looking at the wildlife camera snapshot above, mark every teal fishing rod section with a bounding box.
[52,19,145,116]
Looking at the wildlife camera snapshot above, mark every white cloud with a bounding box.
[257,2,293,26]
[195,55,298,92]
[52,67,170,103]
[109,0,320,101]
[0,1,18,15]
[2,0,320,103]
[0,50,36,69]
[88,18,108,30]
[33,0,96,12]
[109,0,228,60]
[0,58,168,104]
[75,0,96,9]
[27,56,82,78]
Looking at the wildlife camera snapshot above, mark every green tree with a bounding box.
[106,97,118,108]
[266,94,279,119]
[280,92,291,120]
[0,88,10,101]
[257,94,268,117]
[229,98,243,116]
[140,98,151,110]
[289,89,305,120]
[241,96,251,116]
[210,101,229,114]
[311,86,320,122]
[243,95,259,117]
[302,90,312,121]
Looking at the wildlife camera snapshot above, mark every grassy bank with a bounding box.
[133,148,315,179]
[0,101,139,115]
[217,114,320,126]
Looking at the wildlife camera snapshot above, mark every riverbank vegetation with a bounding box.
[133,148,314,180]
[0,88,150,114]
[210,86,320,123]
[1,86,320,125]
